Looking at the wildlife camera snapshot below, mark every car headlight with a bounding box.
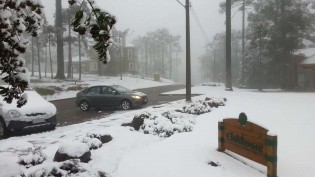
[6,110,21,118]
[131,95,142,99]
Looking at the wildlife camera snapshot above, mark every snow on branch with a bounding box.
[69,0,116,64]
[0,0,44,107]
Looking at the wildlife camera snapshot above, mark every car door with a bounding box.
[107,87,122,106]
[86,86,102,107]
[100,86,117,106]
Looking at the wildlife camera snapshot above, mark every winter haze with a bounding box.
[41,0,242,84]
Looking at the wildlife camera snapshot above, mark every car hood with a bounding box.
[132,91,147,97]
[0,90,57,116]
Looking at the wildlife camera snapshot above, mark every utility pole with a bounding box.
[258,25,262,91]
[185,0,191,101]
[225,0,233,91]
[241,0,245,86]
[176,0,191,101]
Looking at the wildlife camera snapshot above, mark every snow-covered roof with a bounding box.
[302,39,315,47]
[125,42,135,48]
[65,56,93,62]
[294,48,315,58]
[301,54,315,65]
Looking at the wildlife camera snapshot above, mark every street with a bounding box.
[51,84,190,126]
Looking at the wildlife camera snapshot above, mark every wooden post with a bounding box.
[266,135,277,177]
[218,121,225,152]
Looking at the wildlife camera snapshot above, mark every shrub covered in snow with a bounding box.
[18,146,46,168]
[28,159,107,177]
[82,137,102,150]
[0,157,25,177]
[125,111,195,138]
[54,142,91,163]
[181,97,226,115]
[81,132,113,150]
[202,82,218,87]
[121,112,148,130]
[85,132,112,144]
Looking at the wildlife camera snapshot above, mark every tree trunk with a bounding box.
[169,44,172,79]
[55,0,65,79]
[31,37,34,76]
[161,43,164,77]
[78,34,82,80]
[45,44,47,77]
[37,37,42,79]
[48,36,53,79]
[145,39,148,77]
[67,21,72,78]
[225,0,233,91]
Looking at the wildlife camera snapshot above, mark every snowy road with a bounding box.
[51,84,192,126]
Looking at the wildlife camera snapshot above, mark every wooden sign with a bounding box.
[218,113,277,177]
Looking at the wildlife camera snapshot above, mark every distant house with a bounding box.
[66,36,138,76]
[65,55,98,74]
[100,37,138,76]
[294,48,315,89]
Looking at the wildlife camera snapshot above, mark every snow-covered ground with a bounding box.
[29,74,176,101]
[0,77,315,177]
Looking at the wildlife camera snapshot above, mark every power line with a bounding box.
[191,5,210,43]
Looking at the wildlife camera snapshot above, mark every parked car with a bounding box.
[0,88,57,139]
[76,85,148,111]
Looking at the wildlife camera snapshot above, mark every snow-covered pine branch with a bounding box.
[0,0,44,107]
[69,0,116,64]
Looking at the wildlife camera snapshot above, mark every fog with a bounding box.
[42,0,242,84]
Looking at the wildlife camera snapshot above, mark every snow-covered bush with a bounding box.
[0,157,25,177]
[82,137,102,150]
[18,146,46,168]
[54,142,91,163]
[133,111,195,138]
[202,82,218,87]
[82,132,103,150]
[181,97,226,115]
[81,132,112,150]
[28,159,108,177]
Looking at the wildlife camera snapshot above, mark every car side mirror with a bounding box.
[112,91,119,95]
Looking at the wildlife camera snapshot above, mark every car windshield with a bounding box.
[112,85,131,93]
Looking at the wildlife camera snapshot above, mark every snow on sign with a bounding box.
[218,113,277,177]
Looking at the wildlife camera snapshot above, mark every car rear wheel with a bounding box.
[0,118,8,139]
[80,101,90,111]
[121,100,131,110]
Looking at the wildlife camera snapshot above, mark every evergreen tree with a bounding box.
[245,0,315,89]
[43,25,56,79]
[55,0,65,80]
[0,0,44,107]
[0,0,115,106]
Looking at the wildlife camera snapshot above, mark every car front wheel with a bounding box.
[0,118,8,139]
[80,101,90,111]
[121,100,131,110]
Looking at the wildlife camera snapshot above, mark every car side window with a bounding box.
[101,86,112,94]
[89,87,100,95]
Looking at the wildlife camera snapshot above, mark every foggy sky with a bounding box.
[41,0,242,84]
